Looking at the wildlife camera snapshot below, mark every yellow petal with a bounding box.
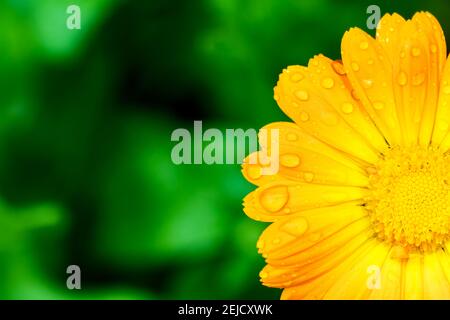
[423,251,450,299]
[274,62,380,163]
[302,55,387,154]
[342,27,403,146]
[257,202,367,260]
[261,219,372,288]
[412,12,446,146]
[241,122,370,187]
[403,254,424,299]
[323,241,390,299]
[434,55,450,151]
[367,247,404,299]
[280,238,380,299]
[244,180,368,222]
[376,13,406,61]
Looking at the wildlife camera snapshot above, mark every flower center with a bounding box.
[367,146,450,252]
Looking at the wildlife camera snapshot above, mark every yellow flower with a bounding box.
[242,12,450,299]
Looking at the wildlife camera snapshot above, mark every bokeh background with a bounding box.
[0,0,449,299]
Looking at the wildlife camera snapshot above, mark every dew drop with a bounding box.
[411,47,421,57]
[280,216,309,237]
[280,154,301,168]
[367,59,374,65]
[300,111,309,122]
[260,271,269,279]
[303,172,314,182]
[443,86,450,95]
[273,94,280,101]
[247,165,262,180]
[321,77,334,89]
[397,71,408,86]
[295,90,309,101]
[286,133,298,141]
[341,102,354,114]
[412,72,425,86]
[351,89,360,101]
[431,44,438,53]
[290,73,303,83]
[331,61,346,75]
[373,101,384,110]
[260,185,289,212]
[362,79,374,89]
[272,238,281,244]
[351,62,360,71]
[359,41,369,50]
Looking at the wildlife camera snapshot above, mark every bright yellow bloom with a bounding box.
[242,12,450,299]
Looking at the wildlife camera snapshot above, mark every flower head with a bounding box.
[242,12,450,299]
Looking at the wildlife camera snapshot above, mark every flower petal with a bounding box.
[322,241,390,299]
[280,238,380,299]
[403,254,424,299]
[256,202,368,261]
[342,27,403,146]
[274,61,380,163]
[241,122,369,188]
[260,218,372,289]
[423,251,450,299]
[244,180,368,222]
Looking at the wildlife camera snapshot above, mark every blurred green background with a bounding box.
[0,0,449,299]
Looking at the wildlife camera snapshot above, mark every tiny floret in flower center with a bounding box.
[367,146,450,252]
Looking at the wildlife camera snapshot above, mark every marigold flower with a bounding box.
[242,12,450,299]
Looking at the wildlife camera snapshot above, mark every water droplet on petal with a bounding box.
[362,79,374,89]
[359,41,369,50]
[260,271,269,279]
[373,101,384,110]
[280,216,309,237]
[443,86,450,94]
[398,71,408,86]
[321,77,334,89]
[367,59,374,65]
[431,44,437,53]
[290,73,303,83]
[341,102,354,114]
[280,154,301,168]
[331,61,346,75]
[412,72,425,86]
[300,111,309,122]
[351,89,361,101]
[273,94,280,101]
[286,133,298,141]
[411,47,421,57]
[295,90,309,101]
[247,165,262,180]
[260,185,289,212]
[272,238,281,244]
[303,172,314,182]
[351,62,360,71]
